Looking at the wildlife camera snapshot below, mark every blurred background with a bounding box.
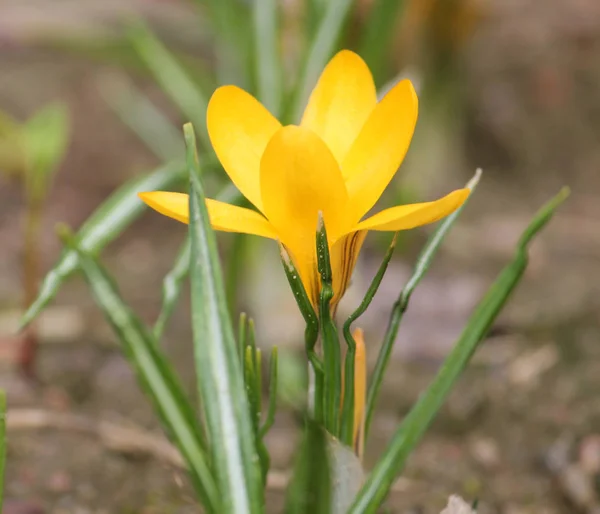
[0,0,599,512]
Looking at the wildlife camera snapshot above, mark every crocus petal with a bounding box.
[138,191,278,239]
[301,50,377,165]
[260,125,350,245]
[352,188,470,232]
[343,80,418,223]
[352,327,366,458]
[207,85,281,211]
[330,230,367,309]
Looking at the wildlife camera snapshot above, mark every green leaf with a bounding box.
[285,420,331,514]
[287,0,355,124]
[0,110,25,177]
[60,232,218,512]
[364,169,482,438]
[98,75,184,162]
[153,183,247,341]
[340,234,397,446]
[279,244,323,420]
[358,0,407,85]
[260,346,279,438]
[128,22,211,149]
[350,187,569,513]
[186,123,264,513]
[252,0,283,116]
[153,235,191,341]
[0,390,6,512]
[316,214,341,436]
[190,0,251,85]
[22,103,69,202]
[20,161,186,329]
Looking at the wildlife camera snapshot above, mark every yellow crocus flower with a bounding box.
[139,50,469,310]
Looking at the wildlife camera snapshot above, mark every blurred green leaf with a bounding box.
[20,161,186,329]
[252,0,282,116]
[98,75,184,162]
[364,170,482,438]
[288,0,354,123]
[0,390,6,512]
[128,22,211,149]
[0,110,25,176]
[358,0,407,85]
[62,232,218,512]
[22,103,69,202]
[186,123,264,513]
[350,187,569,513]
[285,420,331,514]
[191,0,251,85]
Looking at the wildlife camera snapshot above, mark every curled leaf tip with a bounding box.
[467,168,483,190]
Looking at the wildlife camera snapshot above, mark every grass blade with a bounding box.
[186,123,263,513]
[358,0,407,85]
[350,187,570,513]
[287,0,355,123]
[60,232,218,512]
[153,235,191,340]
[128,21,211,149]
[98,75,184,162]
[364,170,482,437]
[20,161,186,329]
[253,0,282,116]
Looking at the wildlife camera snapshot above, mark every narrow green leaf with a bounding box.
[238,312,248,365]
[364,170,482,437]
[252,0,282,116]
[350,187,569,513]
[279,243,323,420]
[23,103,69,202]
[358,0,407,85]
[316,213,341,436]
[285,420,331,514]
[20,161,187,329]
[98,75,184,162]
[288,0,354,124]
[60,232,218,512]
[153,236,191,340]
[340,234,398,446]
[186,123,264,513]
[260,346,278,438]
[128,22,211,149]
[153,183,247,341]
[0,390,6,512]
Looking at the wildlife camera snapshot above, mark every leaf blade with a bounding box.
[350,187,569,513]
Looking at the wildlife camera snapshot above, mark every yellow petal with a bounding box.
[352,188,470,232]
[343,80,418,222]
[301,50,377,165]
[207,85,281,211]
[330,231,367,310]
[138,191,278,239]
[352,327,366,458]
[260,125,350,246]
